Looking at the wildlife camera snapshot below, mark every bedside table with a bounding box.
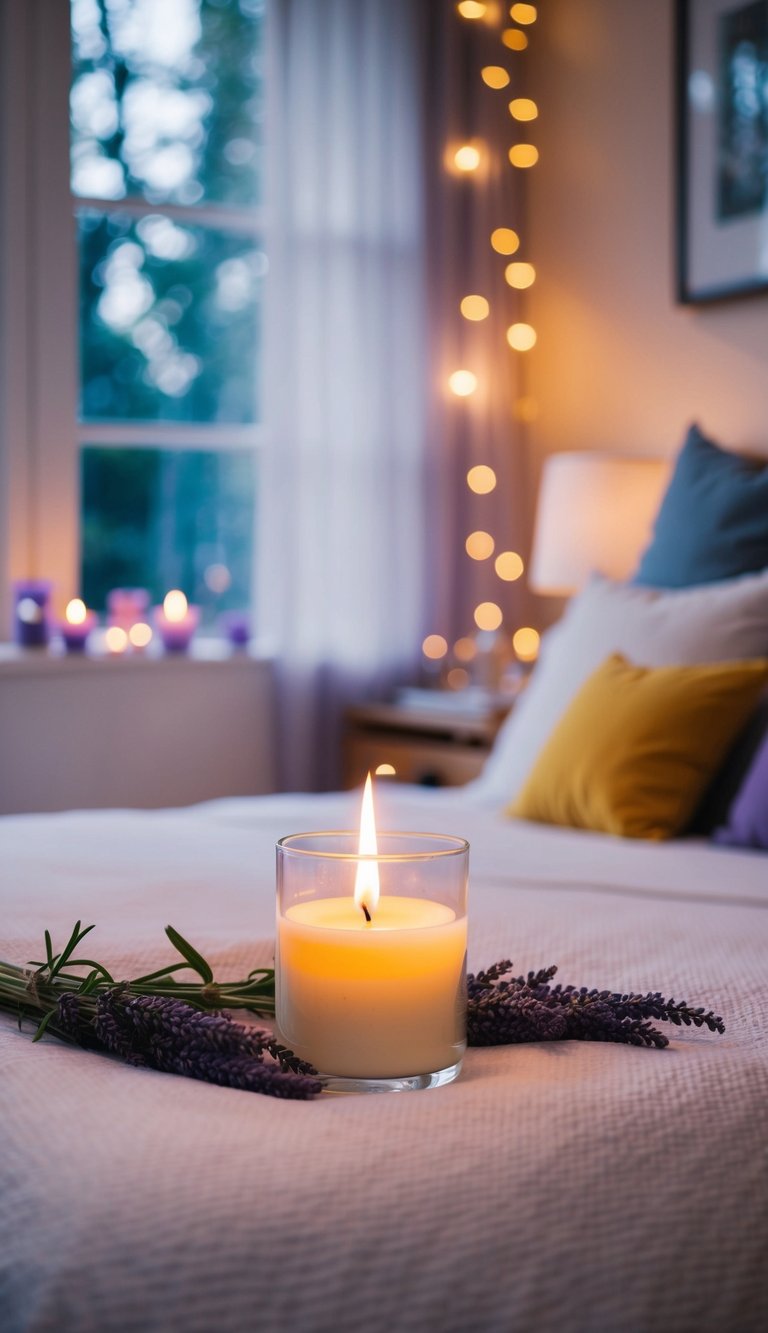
[342,700,511,789]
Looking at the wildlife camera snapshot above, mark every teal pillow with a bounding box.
[634,424,768,588]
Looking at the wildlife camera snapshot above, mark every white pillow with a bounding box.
[474,570,768,803]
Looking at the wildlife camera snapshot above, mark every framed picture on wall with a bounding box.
[676,0,768,303]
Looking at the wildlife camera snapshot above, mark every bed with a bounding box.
[2,783,766,1333]
[4,428,768,1331]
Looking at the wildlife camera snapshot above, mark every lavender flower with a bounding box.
[467,961,725,1050]
[57,989,322,1099]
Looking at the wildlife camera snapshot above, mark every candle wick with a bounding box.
[361,903,372,923]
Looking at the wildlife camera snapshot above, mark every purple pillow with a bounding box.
[714,730,768,851]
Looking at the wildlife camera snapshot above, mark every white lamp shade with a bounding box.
[529,452,671,595]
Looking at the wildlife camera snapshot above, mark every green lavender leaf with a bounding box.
[164,925,214,984]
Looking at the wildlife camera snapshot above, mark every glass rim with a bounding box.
[276,830,469,862]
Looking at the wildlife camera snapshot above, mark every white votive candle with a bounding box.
[276,778,468,1088]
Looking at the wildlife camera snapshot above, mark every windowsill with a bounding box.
[0,639,273,676]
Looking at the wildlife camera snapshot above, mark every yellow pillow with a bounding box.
[509,653,768,840]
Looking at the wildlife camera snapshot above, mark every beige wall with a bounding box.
[526,0,768,477]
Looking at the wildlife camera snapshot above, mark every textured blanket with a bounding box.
[1,788,767,1332]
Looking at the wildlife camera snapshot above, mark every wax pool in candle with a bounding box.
[277,895,466,1078]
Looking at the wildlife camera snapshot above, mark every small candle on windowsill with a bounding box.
[12,580,52,648]
[60,598,98,653]
[154,590,200,653]
[107,587,150,633]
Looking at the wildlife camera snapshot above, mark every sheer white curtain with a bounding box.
[260,0,429,790]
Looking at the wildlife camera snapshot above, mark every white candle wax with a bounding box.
[277,895,467,1078]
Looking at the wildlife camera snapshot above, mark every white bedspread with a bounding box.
[1,787,767,1333]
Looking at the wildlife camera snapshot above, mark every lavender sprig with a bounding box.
[467,961,725,1049]
[57,989,322,1098]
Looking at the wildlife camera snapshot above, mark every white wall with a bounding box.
[526,0,768,474]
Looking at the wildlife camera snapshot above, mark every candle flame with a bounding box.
[354,772,380,920]
[65,598,87,626]
[163,589,188,622]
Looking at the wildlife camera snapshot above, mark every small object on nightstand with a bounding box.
[343,696,512,789]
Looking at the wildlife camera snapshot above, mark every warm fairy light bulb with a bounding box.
[465,530,495,560]
[509,144,539,167]
[65,598,87,625]
[460,294,490,321]
[374,762,396,777]
[423,634,449,660]
[481,66,510,89]
[458,0,487,16]
[513,626,540,661]
[105,626,128,654]
[490,227,519,255]
[447,667,470,690]
[502,28,528,50]
[467,464,497,494]
[506,322,537,351]
[505,261,536,288]
[495,550,525,581]
[509,97,538,120]
[163,589,188,622]
[454,144,481,172]
[474,601,503,631]
[129,621,153,648]
[510,3,537,23]
[354,772,380,920]
[449,369,478,397]
[454,636,478,663]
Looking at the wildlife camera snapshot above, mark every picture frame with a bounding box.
[676,0,768,304]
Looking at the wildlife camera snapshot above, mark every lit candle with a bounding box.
[60,598,97,654]
[153,590,200,653]
[107,587,150,633]
[12,580,52,648]
[276,776,468,1087]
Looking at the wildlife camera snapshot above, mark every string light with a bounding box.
[509,98,538,120]
[474,602,503,631]
[481,66,510,89]
[465,530,495,560]
[505,260,536,288]
[449,369,478,396]
[512,626,540,661]
[506,321,537,350]
[460,294,490,320]
[454,143,481,171]
[510,4,537,24]
[375,763,397,776]
[422,634,448,660]
[448,8,540,678]
[454,636,478,662]
[508,143,539,167]
[466,465,497,494]
[495,551,525,581]
[501,28,528,50]
[490,227,519,254]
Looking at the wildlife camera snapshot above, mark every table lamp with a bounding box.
[528,452,670,596]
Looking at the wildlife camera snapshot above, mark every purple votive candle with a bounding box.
[13,580,52,648]
[60,600,98,654]
[154,591,200,653]
[222,612,250,649]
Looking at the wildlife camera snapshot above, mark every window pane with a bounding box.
[79,210,263,422]
[70,0,264,207]
[81,446,256,625]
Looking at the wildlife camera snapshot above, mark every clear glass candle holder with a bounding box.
[276,832,468,1094]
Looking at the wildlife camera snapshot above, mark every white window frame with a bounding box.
[0,0,265,637]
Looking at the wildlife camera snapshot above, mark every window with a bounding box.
[0,0,265,630]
